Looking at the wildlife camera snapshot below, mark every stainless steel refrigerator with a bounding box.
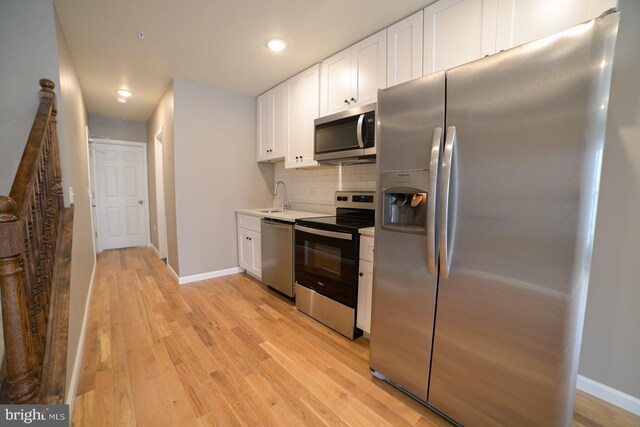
[370,11,619,427]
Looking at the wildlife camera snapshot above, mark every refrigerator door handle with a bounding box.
[427,127,443,274]
[439,126,456,279]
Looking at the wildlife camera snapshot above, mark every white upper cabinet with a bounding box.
[423,0,497,75]
[257,92,271,162]
[286,64,320,169]
[257,82,286,162]
[321,49,351,116]
[495,0,618,51]
[387,10,424,87]
[321,30,387,116]
[271,83,287,159]
[351,29,387,107]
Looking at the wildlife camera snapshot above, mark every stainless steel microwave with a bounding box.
[314,103,376,163]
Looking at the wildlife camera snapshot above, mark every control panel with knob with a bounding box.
[334,191,375,209]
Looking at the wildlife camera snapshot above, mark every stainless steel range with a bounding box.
[294,191,375,339]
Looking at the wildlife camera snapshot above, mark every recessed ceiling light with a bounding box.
[116,97,127,104]
[117,89,132,97]
[267,39,287,52]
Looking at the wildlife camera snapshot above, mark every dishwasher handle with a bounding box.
[262,218,293,228]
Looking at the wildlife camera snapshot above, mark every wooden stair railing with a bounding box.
[0,79,70,403]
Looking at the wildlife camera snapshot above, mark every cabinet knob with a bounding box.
[295,156,299,160]
[351,97,357,102]
[359,272,364,277]
[300,155,303,159]
[344,99,349,104]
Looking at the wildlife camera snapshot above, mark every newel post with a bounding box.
[0,196,39,402]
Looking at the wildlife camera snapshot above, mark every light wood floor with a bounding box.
[71,248,640,426]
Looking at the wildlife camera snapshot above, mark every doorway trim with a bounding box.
[89,138,150,252]
[154,128,169,262]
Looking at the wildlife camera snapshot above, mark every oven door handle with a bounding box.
[295,225,353,241]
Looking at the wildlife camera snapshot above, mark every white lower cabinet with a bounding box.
[357,259,373,334]
[357,235,375,334]
[237,214,262,278]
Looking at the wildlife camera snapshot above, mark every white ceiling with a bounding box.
[54,0,436,122]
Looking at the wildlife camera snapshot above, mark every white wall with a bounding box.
[89,115,147,143]
[173,79,273,277]
[0,0,95,401]
[147,83,178,273]
[579,0,640,401]
[273,163,376,213]
[55,8,96,399]
[0,0,68,204]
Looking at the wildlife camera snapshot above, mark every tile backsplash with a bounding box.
[272,162,376,209]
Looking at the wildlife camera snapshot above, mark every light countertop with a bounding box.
[360,227,375,237]
[236,208,332,223]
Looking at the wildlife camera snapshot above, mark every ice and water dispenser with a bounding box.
[381,170,429,233]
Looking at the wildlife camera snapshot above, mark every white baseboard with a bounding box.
[149,243,160,257]
[166,263,180,282]
[178,267,244,285]
[577,375,640,416]
[66,260,97,414]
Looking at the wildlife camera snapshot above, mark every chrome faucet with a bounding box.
[274,181,289,210]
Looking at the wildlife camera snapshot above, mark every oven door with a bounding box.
[294,225,358,308]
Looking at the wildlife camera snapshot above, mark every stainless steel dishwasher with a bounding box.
[261,218,294,298]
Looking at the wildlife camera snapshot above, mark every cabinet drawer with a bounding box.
[359,235,375,262]
[238,214,262,232]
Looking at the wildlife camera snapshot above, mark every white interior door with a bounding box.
[94,141,149,250]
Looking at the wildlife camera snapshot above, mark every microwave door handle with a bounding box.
[356,114,365,148]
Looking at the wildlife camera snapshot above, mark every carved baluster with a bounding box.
[0,197,39,402]
[35,160,52,319]
[22,207,43,360]
[40,80,63,212]
[43,134,58,299]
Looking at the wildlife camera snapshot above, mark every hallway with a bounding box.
[70,248,639,426]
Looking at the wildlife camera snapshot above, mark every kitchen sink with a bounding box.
[259,209,283,213]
